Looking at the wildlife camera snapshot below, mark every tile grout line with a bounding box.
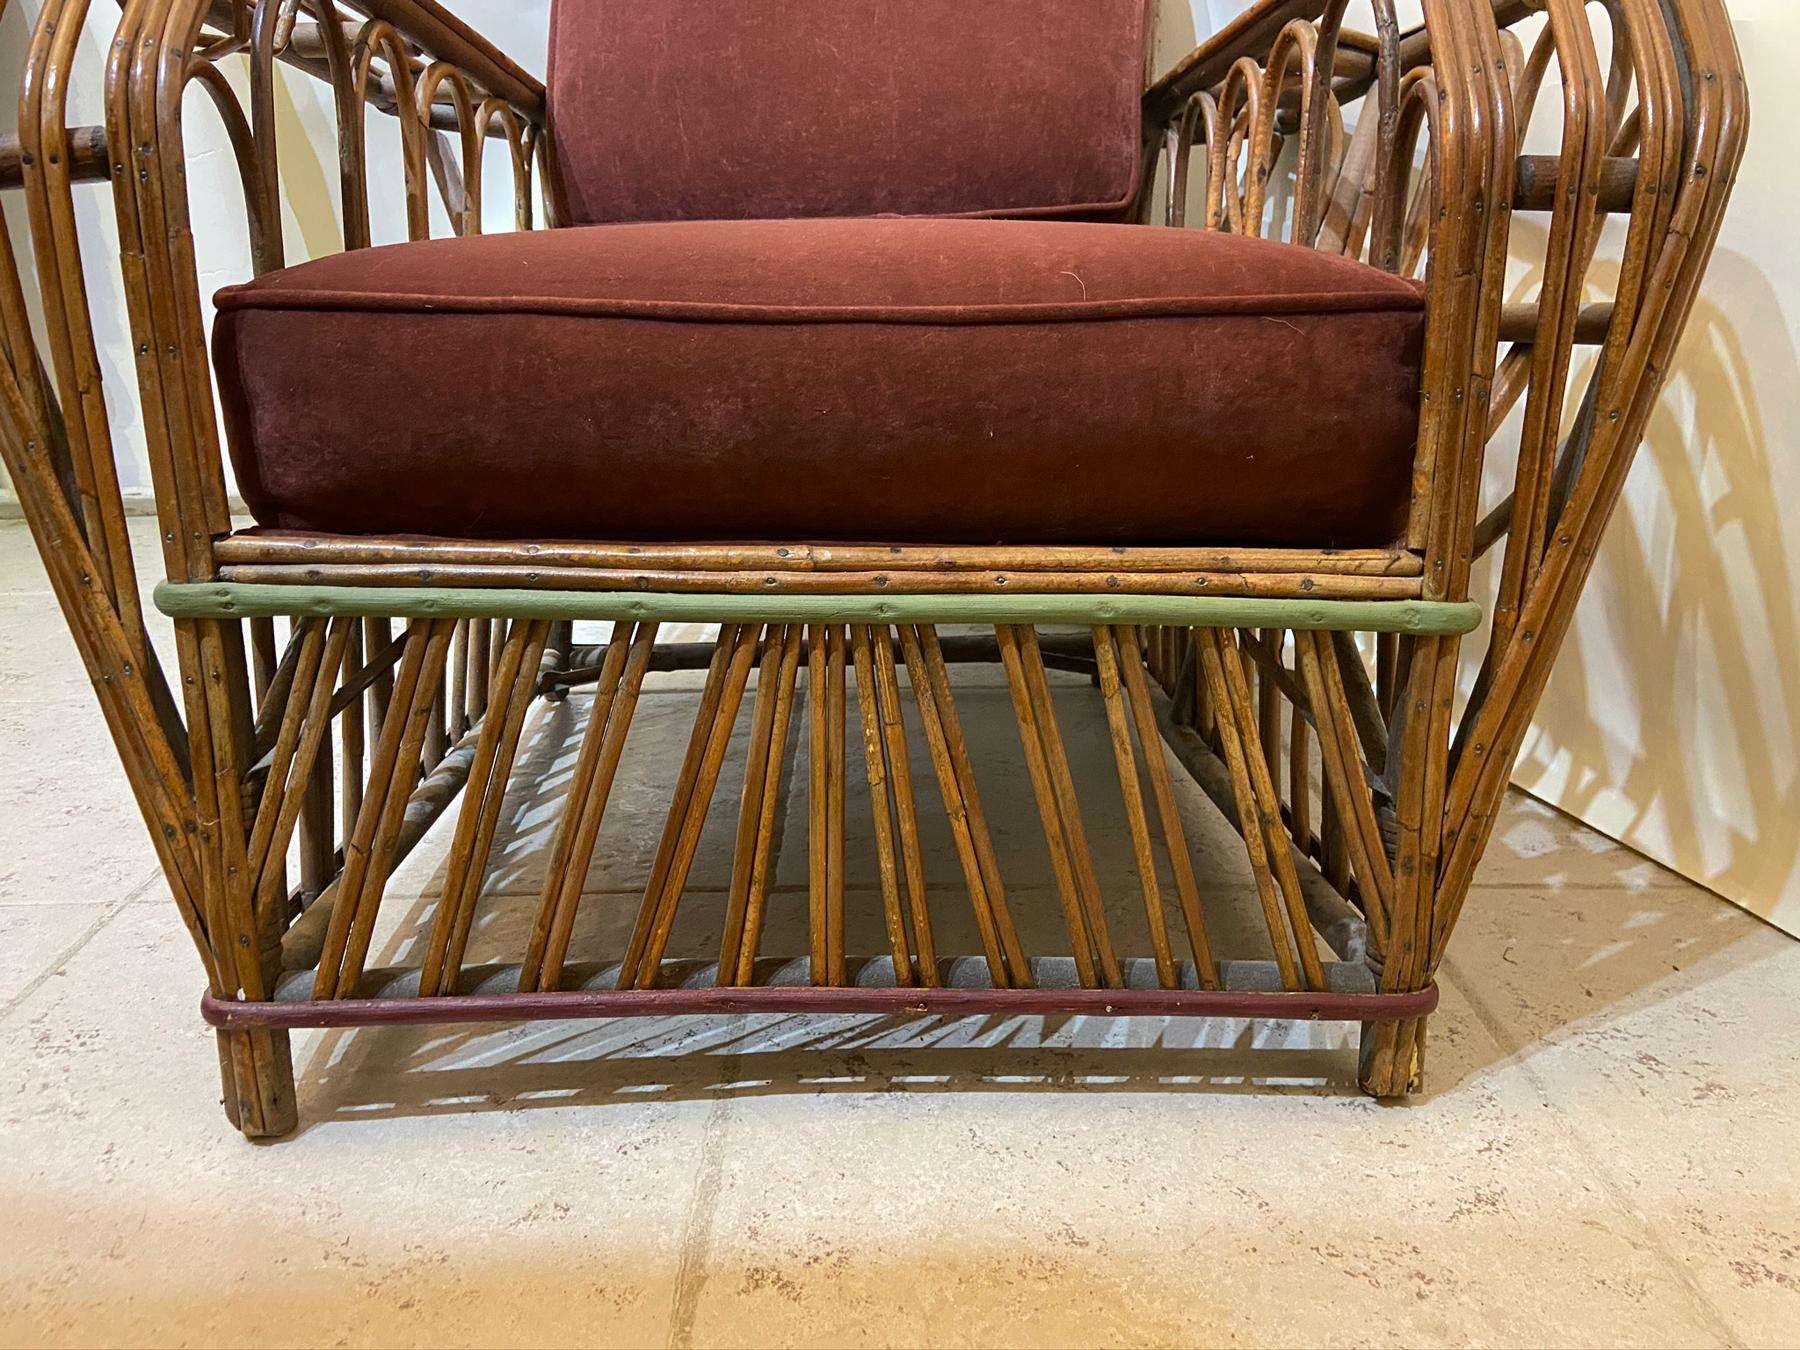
[0,868,164,1026]
[664,1013,746,1350]
[1442,955,1747,1349]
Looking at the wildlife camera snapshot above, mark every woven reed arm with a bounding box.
[1145,0,1747,593]
[0,0,552,1137]
[3,0,548,589]
[2,0,549,710]
[1145,0,1539,121]
[1143,0,1746,1078]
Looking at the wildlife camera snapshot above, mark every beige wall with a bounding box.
[4,2,1794,936]
[1503,5,1798,936]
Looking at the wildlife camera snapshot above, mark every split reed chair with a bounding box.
[0,0,1746,1138]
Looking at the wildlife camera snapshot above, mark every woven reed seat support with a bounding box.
[0,0,1747,1138]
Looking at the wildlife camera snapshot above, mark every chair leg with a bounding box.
[215,1027,299,1140]
[1358,1015,1426,1100]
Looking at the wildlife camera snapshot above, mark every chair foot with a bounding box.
[215,1028,299,1140]
[1358,1015,1427,1100]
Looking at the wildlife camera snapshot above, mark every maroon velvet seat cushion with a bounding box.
[547,0,1151,224]
[212,218,1425,547]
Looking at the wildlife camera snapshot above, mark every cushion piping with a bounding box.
[214,286,1426,326]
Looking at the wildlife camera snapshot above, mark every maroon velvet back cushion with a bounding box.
[547,0,1150,224]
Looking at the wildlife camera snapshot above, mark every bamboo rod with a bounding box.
[212,534,1424,577]
[156,583,1482,634]
[1294,631,1394,951]
[248,621,352,928]
[627,624,759,990]
[1116,626,1222,990]
[995,627,1094,982]
[825,624,848,987]
[212,563,1427,600]
[1196,630,1305,991]
[545,631,1096,697]
[914,626,1027,986]
[314,619,456,998]
[1016,626,1122,987]
[0,127,109,190]
[871,625,937,986]
[1154,680,1351,964]
[734,625,804,985]
[850,626,915,986]
[1094,626,1179,989]
[1219,629,1329,993]
[419,618,551,996]
[899,624,1015,989]
[517,627,633,992]
[718,627,787,983]
[1513,153,1638,212]
[806,623,829,986]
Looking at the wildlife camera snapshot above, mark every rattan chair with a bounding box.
[0,0,1746,1138]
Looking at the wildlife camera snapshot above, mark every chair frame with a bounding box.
[0,0,1746,1138]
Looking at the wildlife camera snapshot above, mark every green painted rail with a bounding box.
[155,583,1482,634]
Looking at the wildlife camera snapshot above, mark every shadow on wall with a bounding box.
[1511,245,1800,934]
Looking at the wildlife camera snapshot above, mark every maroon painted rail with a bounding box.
[202,981,1440,1031]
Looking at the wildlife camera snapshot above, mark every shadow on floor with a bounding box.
[289,1011,1371,1136]
[286,669,1776,1132]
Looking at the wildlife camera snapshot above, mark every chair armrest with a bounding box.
[1145,0,1329,124]
[1144,0,1746,584]
[193,0,544,122]
[1144,0,1534,123]
[2,0,554,594]
[1140,0,1748,933]
[350,0,543,118]
[0,0,565,971]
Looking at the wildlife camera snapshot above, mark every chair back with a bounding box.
[548,0,1151,224]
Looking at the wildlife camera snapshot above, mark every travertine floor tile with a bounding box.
[1475,791,1696,893]
[0,904,706,1349]
[0,709,165,906]
[0,902,118,1010]
[665,957,1752,1349]
[1447,884,1800,1348]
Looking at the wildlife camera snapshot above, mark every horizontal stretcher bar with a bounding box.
[203,956,1438,1030]
[157,583,1482,634]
